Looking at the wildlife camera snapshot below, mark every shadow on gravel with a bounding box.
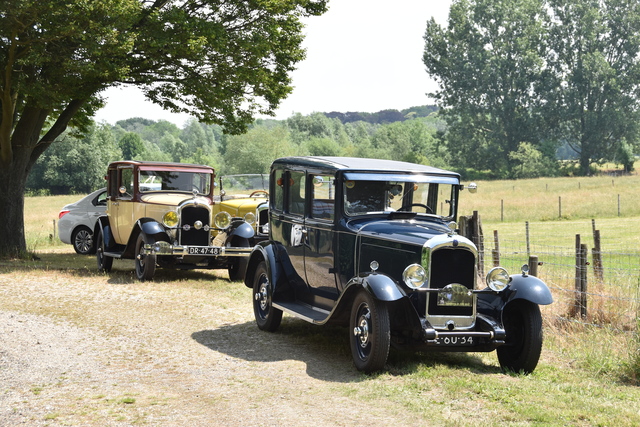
[191,318,499,381]
[192,319,361,382]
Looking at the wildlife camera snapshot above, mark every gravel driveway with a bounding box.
[0,260,420,426]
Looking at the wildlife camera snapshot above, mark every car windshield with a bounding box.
[344,178,457,218]
[139,170,212,195]
[220,174,269,199]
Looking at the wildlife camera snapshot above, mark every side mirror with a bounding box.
[119,186,127,195]
[466,183,477,193]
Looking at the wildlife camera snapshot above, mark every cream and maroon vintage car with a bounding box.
[95,161,255,281]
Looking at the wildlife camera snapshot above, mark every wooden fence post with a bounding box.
[592,229,603,282]
[492,230,500,267]
[574,234,588,319]
[472,211,485,278]
[528,255,539,277]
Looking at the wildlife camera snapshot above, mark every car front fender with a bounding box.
[361,273,406,302]
[506,274,554,306]
[96,216,114,249]
[244,241,281,289]
[228,220,255,240]
[137,218,170,242]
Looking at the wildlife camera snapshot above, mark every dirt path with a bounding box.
[0,262,418,426]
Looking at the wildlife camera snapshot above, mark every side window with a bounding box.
[311,175,335,221]
[119,168,134,199]
[287,171,305,216]
[271,169,285,212]
[108,169,118,199]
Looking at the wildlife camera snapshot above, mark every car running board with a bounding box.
[272,301,330,324]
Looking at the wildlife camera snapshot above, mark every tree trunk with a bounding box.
[0,98,85,258]
[0,156,30,258]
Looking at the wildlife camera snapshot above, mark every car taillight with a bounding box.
[58,210,70,219]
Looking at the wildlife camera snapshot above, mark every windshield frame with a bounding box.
[341,173,460,220]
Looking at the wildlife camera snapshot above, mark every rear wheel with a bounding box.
[135,234,156,281]
[72,226,94,255]
[349,289,390,373]
[96,230,113,272]
[252,261,282,332]
[497,300,543,374]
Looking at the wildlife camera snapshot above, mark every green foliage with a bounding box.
[425,0,640,177]
[118,132,144,160]
[222,125,297,174]
[27,123,121,194]
[508,142,559,179]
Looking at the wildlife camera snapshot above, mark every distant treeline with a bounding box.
[324,105,439,125]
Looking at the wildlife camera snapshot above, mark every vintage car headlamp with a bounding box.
[486,267,510,292]
[163,211,179,228]
[214,211,232,230]
[403,263,427,289]
[244,212,256,225]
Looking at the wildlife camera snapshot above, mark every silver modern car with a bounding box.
[58,188,107,255]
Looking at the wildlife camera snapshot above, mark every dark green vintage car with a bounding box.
[244,157,553,373]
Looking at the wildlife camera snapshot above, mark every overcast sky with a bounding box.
[93,0,452,127]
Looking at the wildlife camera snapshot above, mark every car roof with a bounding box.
[107,160,215,172]
[272,156,460,178]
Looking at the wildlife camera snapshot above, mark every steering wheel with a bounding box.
[250,190,269,198]
[398,203,433,214]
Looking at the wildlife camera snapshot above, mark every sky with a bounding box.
[93,0,452,127]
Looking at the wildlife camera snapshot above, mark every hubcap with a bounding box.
[354,307,371,348]
[255,278,269,312]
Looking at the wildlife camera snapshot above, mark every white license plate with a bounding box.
[187,246,221,255]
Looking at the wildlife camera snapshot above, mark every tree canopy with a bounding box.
[0,0,326,257]
[424,0,640,177]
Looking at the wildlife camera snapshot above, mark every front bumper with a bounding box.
[142,242,252,258]
[421,313,506,351]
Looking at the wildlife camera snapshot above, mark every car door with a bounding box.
[270,168,306,289]
[303,174,338,306]
[110,166,135,245]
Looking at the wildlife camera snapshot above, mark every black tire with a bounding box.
[72,226,94,255]
[497,300,543,374]
[96,230,113,273]
[228,257,248,282]
[349,289,391,373]
[135,234,156,281]
[252,261,282,332]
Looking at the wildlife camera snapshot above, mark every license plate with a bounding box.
[187,246,221,255]
[434,336,474,346]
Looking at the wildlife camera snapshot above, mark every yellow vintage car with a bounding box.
[95,161,255,281]
[215,174,269,243]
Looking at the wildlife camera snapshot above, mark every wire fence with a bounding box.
[478,224,640,333]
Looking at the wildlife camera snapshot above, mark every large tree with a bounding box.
[0,0,326,257]
[423,0,549,177]
[546,0,640,175]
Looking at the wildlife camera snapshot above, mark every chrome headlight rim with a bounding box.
[214,211,232,230]
[244,212,256,225]
[163,211,179,228]
[402,263,427,289]
[486,267,510,292]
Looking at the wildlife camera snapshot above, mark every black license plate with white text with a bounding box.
[434,336,475,346]
[187,246,221,255]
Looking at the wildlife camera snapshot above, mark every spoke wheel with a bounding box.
[135,234,156,281]
[72,226,94,255]
[497,301,543,374]
[349,289,390,373]
[96,230,113,272]
[252,261,282,332]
